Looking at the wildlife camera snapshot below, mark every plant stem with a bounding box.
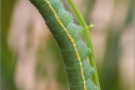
[67,0,101,90]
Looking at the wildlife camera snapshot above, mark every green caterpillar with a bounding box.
[29,0,98,90]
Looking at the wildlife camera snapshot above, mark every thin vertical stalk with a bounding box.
[67,0,101,90]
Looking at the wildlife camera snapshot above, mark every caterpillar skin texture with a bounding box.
[29,0,98,90]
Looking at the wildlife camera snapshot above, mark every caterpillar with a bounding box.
[29,0,98,90]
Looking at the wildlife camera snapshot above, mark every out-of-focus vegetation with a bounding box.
[2,0,16,90]
[1,0,134,90]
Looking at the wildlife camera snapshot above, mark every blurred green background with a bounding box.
[1,0,134,90]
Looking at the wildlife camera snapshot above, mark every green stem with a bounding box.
[67,0,101,90]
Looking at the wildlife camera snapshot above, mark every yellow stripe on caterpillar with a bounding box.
[45,0,87,90]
